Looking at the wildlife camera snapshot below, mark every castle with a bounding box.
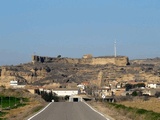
[32,54,129,66]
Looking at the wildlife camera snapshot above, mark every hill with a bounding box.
[0,56,160,88]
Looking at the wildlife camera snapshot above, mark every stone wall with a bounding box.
[32,55,129,66]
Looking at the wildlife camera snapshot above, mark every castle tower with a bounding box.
[32,55,37,64]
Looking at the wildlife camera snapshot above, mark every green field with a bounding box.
[0,96,28,118]
[0,96,19,109]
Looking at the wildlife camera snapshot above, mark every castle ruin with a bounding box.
[32,54,129,66]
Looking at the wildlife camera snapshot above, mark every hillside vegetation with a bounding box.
[0,88,46,120]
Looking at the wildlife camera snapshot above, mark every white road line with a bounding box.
[28,102,52,120]
[82,101,111,120]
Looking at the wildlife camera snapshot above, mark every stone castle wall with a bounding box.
[32,55,129,66]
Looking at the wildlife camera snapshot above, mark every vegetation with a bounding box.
[0,111,7,118]
[0,96,28,119]
[107,102,160,120]
[57,55,61,58]
[64,95,70,100]
[0,96,28,109]
[155,91,160,98]
[131,90,143,96]
[125,83,145,91]
[35,89,59,102]
[0,88,46,120]
[33,106,44,113]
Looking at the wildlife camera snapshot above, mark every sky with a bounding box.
[0,0,160,65]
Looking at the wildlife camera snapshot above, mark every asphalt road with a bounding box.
[29,102,108,120]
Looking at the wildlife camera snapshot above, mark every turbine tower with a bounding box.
[114,40,117,57]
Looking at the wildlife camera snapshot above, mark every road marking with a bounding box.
[28,102,52,120]
[82,101,111,120]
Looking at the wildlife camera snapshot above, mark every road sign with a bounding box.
[102,94,105,99]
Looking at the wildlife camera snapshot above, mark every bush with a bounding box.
[64,95,70,100]
[155,92,160,98]
[108,102,160,120]
[132,91,138,96]
[125,84,132,91]
[40,91,59,102]
[136,109,148,114]
[0,111,7,117]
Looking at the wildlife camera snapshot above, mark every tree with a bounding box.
[48,91,53,102]
[64,95,70,100]
[136,83,145,88]
[35,89,40,95]
[52,93,59,102]
[132,91,138,96]
[57,55,61,58]
[85,86,93,95]
[125,84,132,91]
[155,92,160,98]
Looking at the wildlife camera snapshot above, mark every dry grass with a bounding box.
[119,97,160,113]
[4,101,45,120]
[0,88,46,120]
[88,101,132,120]
[88,98,160,120]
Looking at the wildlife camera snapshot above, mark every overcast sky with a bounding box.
[0,0,160,65]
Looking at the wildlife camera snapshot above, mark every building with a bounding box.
[10,80,26,88]
[10,80,18,86]
[142,89,157,96]
[147,83,157,89]
[93,86,113,98]
[52,89,79,97]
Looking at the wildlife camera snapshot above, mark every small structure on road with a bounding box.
[69,95,83,102]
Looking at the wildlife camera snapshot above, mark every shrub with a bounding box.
[64,95,70,100]
[108,102,160,120]
[132,91,138,96]
[136,109,148,114]
[155,92,160,98]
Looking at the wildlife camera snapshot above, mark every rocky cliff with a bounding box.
[0,57,160,88]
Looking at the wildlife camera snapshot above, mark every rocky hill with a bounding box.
[0,56,160,88]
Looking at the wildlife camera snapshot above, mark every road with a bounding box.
[28,102,109,120]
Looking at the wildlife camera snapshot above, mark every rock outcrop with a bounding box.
[0,56,160,88]
[32,55,129,66]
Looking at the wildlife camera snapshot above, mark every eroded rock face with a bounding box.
[0,64,51,87]
[0,57,160,88]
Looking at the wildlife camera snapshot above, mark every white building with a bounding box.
[10,81,18,86]
[52,89,79,97]
[77,84,85,90]
[147,83,157,89]
[10,80,26,88]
